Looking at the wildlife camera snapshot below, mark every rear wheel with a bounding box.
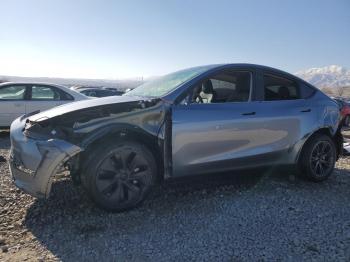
[299,134,336,182]
[82,141,157,212]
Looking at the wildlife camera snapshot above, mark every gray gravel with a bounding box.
[1,130,350,261]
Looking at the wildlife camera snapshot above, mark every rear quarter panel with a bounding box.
[291,91,341,163]
[312,91,340,135]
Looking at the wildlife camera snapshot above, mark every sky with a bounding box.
[0,0,349,79]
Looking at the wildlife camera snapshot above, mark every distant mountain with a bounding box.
[2,65,350,91]
[295,65,350,89]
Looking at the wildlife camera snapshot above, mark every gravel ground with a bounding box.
[1,130,350,261]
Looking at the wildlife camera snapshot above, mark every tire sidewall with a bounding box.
[300,134,336,182]
[82,141,157,212]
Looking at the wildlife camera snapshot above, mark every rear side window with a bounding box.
[300,83,316,98]
[31,85,61,100]
[0,85,26,100]
[264,74,300,101]
[60,91,74,100]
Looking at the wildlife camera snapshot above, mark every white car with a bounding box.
[0,82,88,127]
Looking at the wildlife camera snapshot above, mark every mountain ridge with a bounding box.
[2,64,350,91]
[295,65,350,89]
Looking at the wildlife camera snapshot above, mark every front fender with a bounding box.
[79,123,157,149]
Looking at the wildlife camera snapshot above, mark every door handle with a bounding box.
[241,111,256,116]
[300,109,311,113]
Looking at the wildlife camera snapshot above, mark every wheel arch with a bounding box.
[297,126,343,163]
[76,124,164,183]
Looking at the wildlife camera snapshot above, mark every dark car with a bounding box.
[78,88,124,98]
[9,64,342,211]
[334,98,350,126]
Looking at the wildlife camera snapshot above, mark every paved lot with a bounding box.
[1,131,350,261]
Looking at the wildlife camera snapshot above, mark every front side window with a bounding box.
[182,71,251,104]
[0,85,26,100]
[31,85,60,100]
[264,74,300,101]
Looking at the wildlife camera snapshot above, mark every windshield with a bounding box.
[125,65,216,97]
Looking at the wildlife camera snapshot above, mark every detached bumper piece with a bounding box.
[9,117,81,198]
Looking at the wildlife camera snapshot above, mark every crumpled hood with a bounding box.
[28,95,149,122]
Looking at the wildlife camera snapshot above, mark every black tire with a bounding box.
[81,141,157,212]
[298,134,336,182]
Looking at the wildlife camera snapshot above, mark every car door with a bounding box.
[253,71,318,163]
[0,84,27,127]
[171,69,279,177]
[26,84,67,114]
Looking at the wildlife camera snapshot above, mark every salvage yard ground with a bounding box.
[1,130,350,261]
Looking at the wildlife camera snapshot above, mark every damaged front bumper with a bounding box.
[9,117,81,198]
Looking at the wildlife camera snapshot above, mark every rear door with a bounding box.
[0,84,27,127]
[253,71,317,163]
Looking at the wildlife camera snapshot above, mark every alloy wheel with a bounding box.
[310,140,334,177]
[95,147,152,204]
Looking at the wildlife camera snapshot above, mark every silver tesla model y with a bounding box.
[9,64,343,211]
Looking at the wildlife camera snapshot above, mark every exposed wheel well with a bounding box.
[310,128,333,138]
[75,129,164,184]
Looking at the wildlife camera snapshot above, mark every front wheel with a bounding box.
[299,134,336,182]
[82,141,157,212]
